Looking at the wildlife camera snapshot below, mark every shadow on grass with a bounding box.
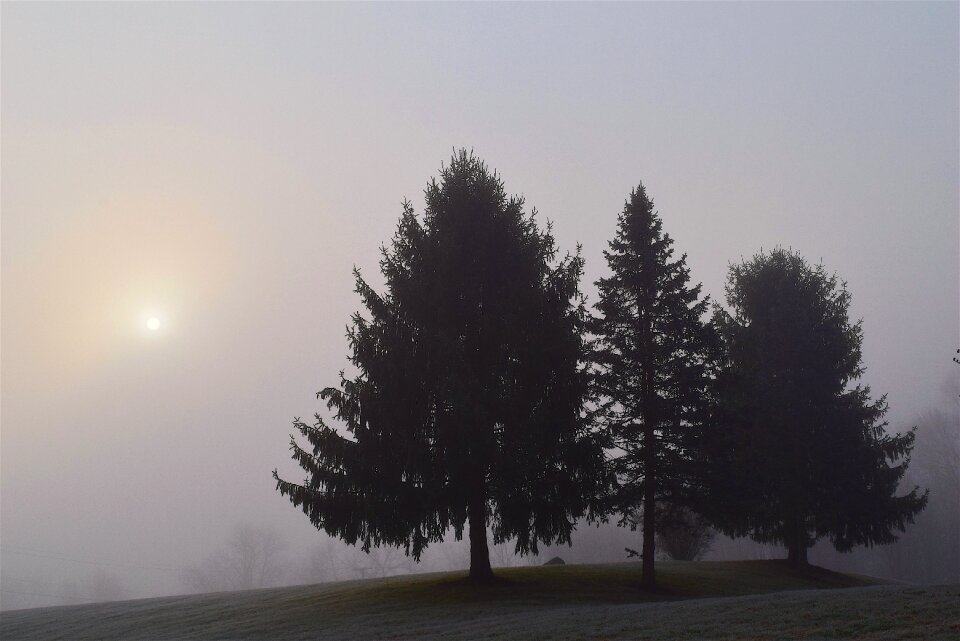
[346,559,884,614]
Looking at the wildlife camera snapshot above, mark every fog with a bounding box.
[2,2,957,610]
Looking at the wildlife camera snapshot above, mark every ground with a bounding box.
[1,561,957,640]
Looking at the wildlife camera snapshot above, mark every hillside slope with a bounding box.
[2,561,956,640]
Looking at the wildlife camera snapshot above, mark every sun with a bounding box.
[146,317,161,331]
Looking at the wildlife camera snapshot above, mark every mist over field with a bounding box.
[2,2,957,611]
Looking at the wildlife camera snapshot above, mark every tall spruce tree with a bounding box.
[706,248,927,565]
[591,184,714,589]
[274,151,606,581]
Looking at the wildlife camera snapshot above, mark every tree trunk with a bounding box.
[786,516,809,567]
[787,540,809,566]
[637,274,657,590]
[641,422,656,589]
[468,488,494,581]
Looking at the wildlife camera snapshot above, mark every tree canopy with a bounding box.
[705,248,927,565]
[274,150,607,580]
[590,184,714,588]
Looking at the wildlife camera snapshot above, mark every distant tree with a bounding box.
[183,524,287,592]
[705,249,927,566]
[83,569,126,604]
[892,407,960,583]
[655,503,716,561]
[590,183,715,588]
[954,349,959,391]
[354,546,417,579]
[275,150,607,581]
[298,538,348,585]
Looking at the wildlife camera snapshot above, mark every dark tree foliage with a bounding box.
[274,151,607,581]
[591,184,714,589]
[655,503,716,561]
[706,248,928,566]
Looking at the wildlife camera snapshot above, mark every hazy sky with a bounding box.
[2,2,957,602]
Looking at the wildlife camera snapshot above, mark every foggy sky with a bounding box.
[2,2,957,605]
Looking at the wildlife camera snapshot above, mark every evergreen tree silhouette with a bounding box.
[275,151,607,581]
[591,184,715,589]
[706,249,927,565]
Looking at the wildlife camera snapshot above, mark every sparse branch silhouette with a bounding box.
[182,524,287,593]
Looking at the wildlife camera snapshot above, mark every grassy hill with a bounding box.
[2,560,957,640]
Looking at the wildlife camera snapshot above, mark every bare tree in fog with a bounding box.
[298,538,349,585]
[879,408,959,583]
[182,524,287,592]
[58,570,126,606]
[488,538,540,568]
[354,546,417,579]
[654,503,716,561]
[0,570,125,610]
[82,569,126,603]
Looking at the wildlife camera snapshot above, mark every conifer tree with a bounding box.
[591,184,714,589]
[706,249,927,565]
[274,151,606,581]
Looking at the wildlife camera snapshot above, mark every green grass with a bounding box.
[2,561,956,641]
[349,559,881,609]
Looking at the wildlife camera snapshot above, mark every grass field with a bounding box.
[2,560,957,640]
